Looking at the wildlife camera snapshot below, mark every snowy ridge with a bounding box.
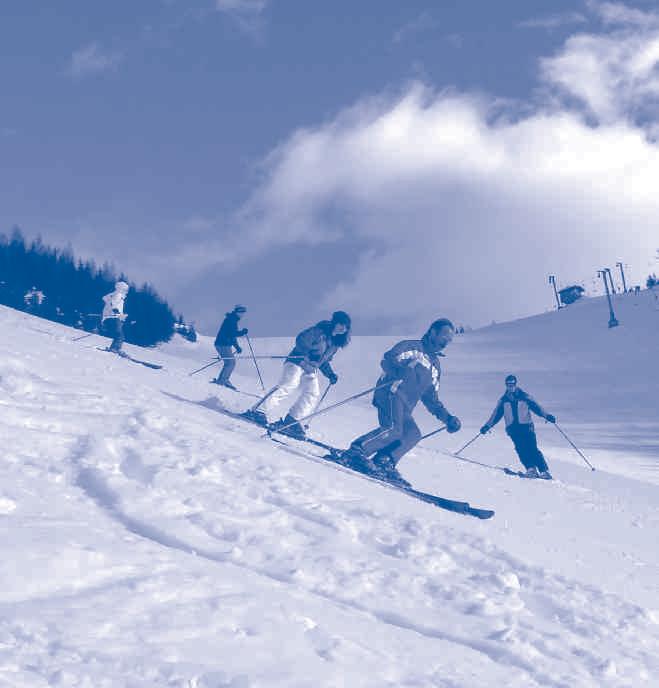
[0,299,658,687]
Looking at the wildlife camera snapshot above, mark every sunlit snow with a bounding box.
[0,291,657,687]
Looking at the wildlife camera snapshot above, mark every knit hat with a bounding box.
[331,310,351,328]
[505,374,517,385]
[115,281,129,293]
[233,305,247,314]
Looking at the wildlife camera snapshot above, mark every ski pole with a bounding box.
[266,381,392,438]
[214,354,302,361]
[72,332,93,341]
[245,334,265,391]
[454,433,481,457]
[316,382,333,410]
[554,423,596,471]
[188,358,220,376]
[250,385,280,412]
[304,383,333,430]
[419,426,447,442]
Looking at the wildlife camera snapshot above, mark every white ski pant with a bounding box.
[262,362,321,421]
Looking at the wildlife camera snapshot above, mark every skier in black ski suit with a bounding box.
[341,318,462,485]
[213,305,248,390]
[480,374,555,479]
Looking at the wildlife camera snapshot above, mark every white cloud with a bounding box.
[592,0,659,27]
[518,12,588,30]
[541,3,659,125]
[70,43,123,79]
[216,0,267,11]
[215,0,268,33]
[217,5,659,329]
[393,11,441,44]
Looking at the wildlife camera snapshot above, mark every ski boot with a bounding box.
[538,470,553,480]
[241,409,269,427]
[220,380,238,391]
[372,453,411,488]
[524,467,540,479]
[273,414,306,440]
[337,444,376,473]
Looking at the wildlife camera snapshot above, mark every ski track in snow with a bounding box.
[0,304,658,687]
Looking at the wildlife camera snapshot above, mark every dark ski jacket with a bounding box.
[215,312,247,348]
[373,335,451,422]
[485,388,548,431]
[286,320,347,379]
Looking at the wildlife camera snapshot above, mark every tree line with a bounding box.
[0,228,181,347]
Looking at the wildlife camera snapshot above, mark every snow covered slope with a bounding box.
[1,293,657,687]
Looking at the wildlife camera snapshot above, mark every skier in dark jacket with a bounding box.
[341,318,462,485]
[213,305,248,390]
[480,374,555,479]
[246,311,352,438]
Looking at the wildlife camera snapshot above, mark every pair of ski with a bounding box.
[503,467,552,480]
[97,347,163,369]
[219,407,494,520]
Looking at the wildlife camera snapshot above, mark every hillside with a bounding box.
[0,290,657,687]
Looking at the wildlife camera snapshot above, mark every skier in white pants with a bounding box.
[101,281,129,354]
[246,311,352,438]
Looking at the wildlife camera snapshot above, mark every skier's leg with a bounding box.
[216,346,236,384]
[508,427,533,469]
[106,318,124,352]
[288,371,321,420]
[387,416,422,464]
[261,363,302,419]
[527,430,549,472]
[353,394,405,457]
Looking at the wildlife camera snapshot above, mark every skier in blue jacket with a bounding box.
[480,374,555,479]
[341,318,462,485]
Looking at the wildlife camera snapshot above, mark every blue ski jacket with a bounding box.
[215,312,247,348]
[374,335,452,422]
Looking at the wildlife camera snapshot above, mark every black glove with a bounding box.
[545,414,556,423]
[327,372,338,385]
[112,308,119,314]
[235,345,242,354]
[240,328,248,336]
[480,424,490,435]
[446,415,461,433]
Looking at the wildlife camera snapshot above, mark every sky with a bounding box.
[1,0,658,335]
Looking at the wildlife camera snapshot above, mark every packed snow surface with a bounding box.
[0,290,658,687]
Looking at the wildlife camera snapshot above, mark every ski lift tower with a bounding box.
[598,269,619,328]
[615,262,628,292]
[548,275,562,310]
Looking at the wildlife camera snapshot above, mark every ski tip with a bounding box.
[470,508,495,520]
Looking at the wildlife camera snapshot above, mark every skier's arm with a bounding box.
[421,388,450,422]
[294,326,323,362]
[380,341,415,377]
[319,361,338,384]
[524,394,548,419]
[484,400,504,428]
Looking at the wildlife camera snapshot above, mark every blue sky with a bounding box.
[1,1,658,334]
